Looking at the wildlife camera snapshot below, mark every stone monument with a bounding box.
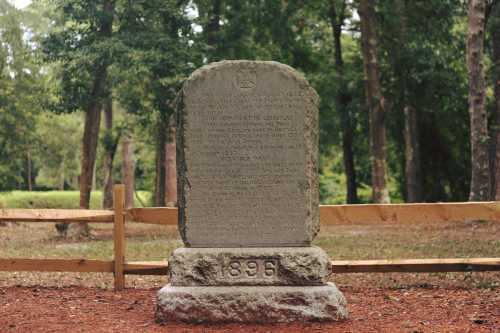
[155,60,348,323]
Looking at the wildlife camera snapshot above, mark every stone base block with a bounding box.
[169,246,331,286]
[155,283,348,323]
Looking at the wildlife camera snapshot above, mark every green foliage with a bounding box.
[33,112,82,189]
[319,147,403,204]
[0,190,151,209]
[42,0,118,113]
[132,134,157,191]
[0,1,47,190]
[115,0,199,118]
[319,148,371,204]
[1,0,495,204]
[378,0,470,201]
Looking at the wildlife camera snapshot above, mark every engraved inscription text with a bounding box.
[222,259,279,279]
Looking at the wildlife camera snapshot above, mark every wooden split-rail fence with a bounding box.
[1,185,499,290]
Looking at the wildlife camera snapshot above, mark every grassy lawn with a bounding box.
[317,222,500,260]
[0,190,151,209]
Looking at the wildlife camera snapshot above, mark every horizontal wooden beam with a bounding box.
[1,202,499,225]
[0,209,114,223]
[1,258,498,275]
[126,202,500,226]
[332,258,500,273]
[122,259,500,275]
[124,261,169,275]
[320,202,500,225]
[126,207,177,225]
[0,259,113,273]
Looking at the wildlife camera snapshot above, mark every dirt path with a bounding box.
[1,286,498,332]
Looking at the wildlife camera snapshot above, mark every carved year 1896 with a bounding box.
[222,258,279,279]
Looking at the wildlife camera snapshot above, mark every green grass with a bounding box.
[0,190,152,209]
[315,224,500,260]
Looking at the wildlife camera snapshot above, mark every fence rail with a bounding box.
[331,258,500,273]
[0,259,168,275]
[1,185,499,290]
[0,259,113,273]
[3,202,499,226]
[2,258,499,275]
[0,208,114,223]
[320,202,500,225]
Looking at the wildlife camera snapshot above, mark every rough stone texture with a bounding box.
[156,283,348,323]
[169,246,331,286]
[176,60,320,247]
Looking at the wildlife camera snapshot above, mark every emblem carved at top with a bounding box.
[236,69,257,90]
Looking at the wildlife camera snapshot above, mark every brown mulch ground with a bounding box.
[1,285,499,333]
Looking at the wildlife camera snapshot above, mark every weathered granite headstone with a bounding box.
[156,61,347,323]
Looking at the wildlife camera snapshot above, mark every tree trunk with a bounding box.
[358,0,390,203]
[467,0,490,201]
[165,115,177,207]
[77,102,102,236]
[154,113,168,206]
[92,160,97,191]
[59,161,65,190]
[404,106,421,202]
[205,0,221,61]
[492,4,500,200]
[80,103,102,210]
[397,1,422,203]
[122,133,135,208]
[26,150,32,191]
[329,1,358,204]
[102,96,117,209]
[76,0,115,237]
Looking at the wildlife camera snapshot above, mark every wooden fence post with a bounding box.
[113,184,126,290]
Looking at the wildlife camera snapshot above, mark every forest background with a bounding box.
[1,0,499,228]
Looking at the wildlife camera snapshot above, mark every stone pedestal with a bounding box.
[156,247,348,323]
[169,246,332,286]
[156,283,347,324]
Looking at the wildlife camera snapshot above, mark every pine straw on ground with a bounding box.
[1,284,499,333]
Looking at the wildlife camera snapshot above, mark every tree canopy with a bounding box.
[1,0,499,205]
